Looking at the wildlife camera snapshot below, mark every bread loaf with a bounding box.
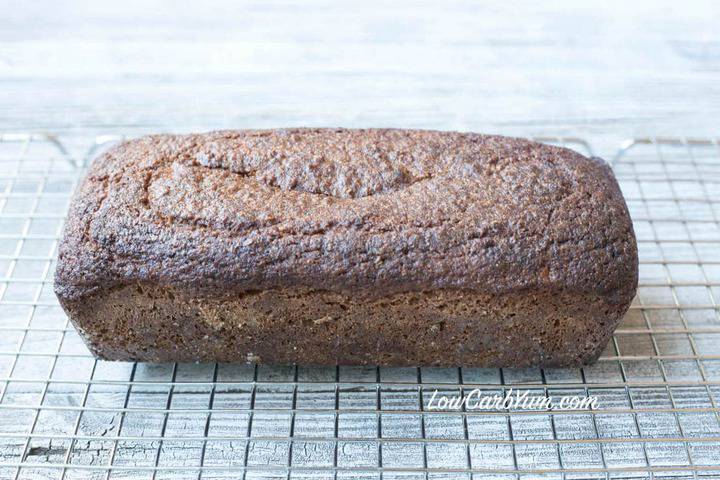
[54,129,638,366]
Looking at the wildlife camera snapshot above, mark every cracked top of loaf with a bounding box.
[54,128,638,303]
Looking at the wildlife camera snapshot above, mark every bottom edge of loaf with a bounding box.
[60,284,630,367]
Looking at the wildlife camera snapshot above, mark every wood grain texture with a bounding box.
[1,4,720,476]
[0,0,719,154]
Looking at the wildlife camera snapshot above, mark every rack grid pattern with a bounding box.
[0,134,718,479]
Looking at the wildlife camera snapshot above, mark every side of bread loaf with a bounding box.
[54,129,638,366]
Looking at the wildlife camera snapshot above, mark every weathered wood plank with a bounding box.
[0,0,719,148]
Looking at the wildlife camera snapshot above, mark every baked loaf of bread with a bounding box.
[55,129,638,366]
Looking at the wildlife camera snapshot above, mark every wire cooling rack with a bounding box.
[0,134,718,480]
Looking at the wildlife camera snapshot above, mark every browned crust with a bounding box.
[54,128,638,366]
[63,284,625,367]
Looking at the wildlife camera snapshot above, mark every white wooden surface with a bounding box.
[2,3,720,478]
[1,0,719,155]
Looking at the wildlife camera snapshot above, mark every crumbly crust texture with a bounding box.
[54,128,638,366]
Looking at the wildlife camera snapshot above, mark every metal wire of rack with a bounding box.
[0,134,718,479]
